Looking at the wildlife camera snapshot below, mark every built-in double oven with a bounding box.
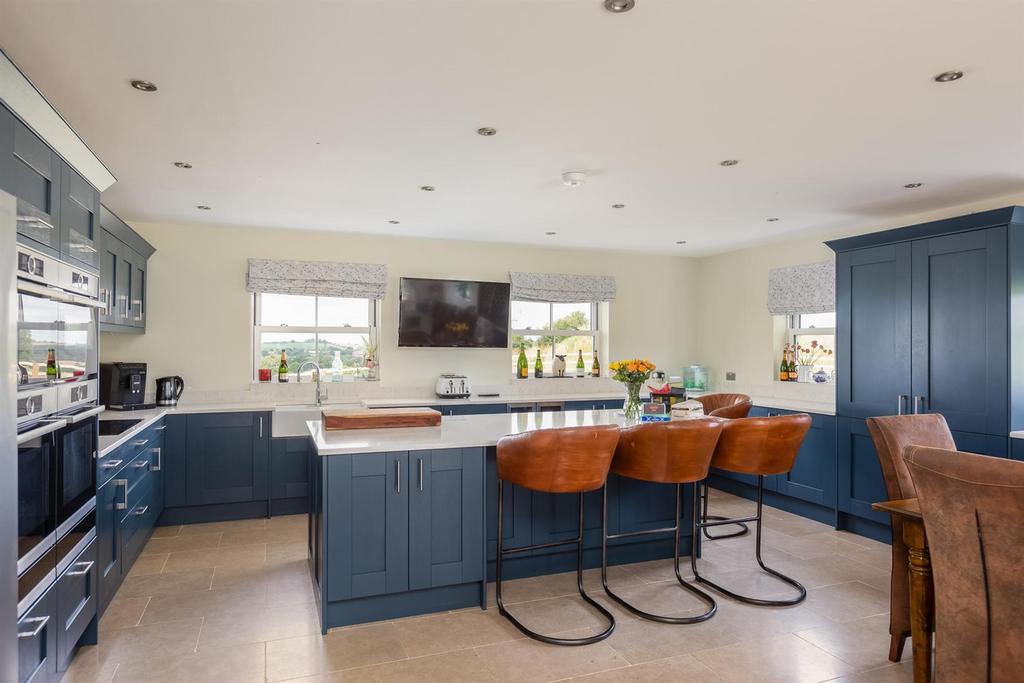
[15,244,103,616]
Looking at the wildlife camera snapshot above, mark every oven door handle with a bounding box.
[67,405,106,423]
[17,418,68,445]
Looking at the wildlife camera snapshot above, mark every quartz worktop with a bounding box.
[360,392,626,408]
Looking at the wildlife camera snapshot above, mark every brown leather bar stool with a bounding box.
[495,425,621,646]
[693,413,811,606]
[692,393,754,541]
[601,419,723,623]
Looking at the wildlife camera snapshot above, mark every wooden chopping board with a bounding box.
[322,407,442,430]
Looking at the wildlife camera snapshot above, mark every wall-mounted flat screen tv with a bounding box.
[398,277,510,348]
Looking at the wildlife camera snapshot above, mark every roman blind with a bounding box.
[246,258,387,299]
[767,261,835,316]
[509,271,616,303]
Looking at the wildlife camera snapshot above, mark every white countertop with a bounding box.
[307,409,632,456]
[1009,431,1024,440]
[361,392,626,408]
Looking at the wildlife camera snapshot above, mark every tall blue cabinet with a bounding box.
[828,206,1022,541]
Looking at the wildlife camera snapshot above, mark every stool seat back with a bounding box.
[612,419,724,485]
[710,414,811,476]
[497,425,620,493]
[693,393,752,419]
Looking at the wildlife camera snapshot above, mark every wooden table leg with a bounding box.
[903,520,933,683]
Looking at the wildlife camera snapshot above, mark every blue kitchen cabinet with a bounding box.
[443,404,508,416]
[162,414,188,509]
[7,112,62,257]
[185,412,270,506]
[58,161,100,271]
[325,451,409,601]
[564,400,598,411]
[837,417,889,527]
[485,451,532,564]
[271,437,310,515]
[55,537,98,671]
[17,584,57,683]
[950,431,1008,458]
[96,475,125,614]
[614,475,678,536]
[528,487,606,559]
[770,409,837,508]
[0,104,12,196]
[1013,439,1024,462]
[408,448,484,590]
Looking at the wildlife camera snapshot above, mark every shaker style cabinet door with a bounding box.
[836,417,890,527]
[10,117,61,255]
[96,476,125,615]
[910,227,1008,436]
[98,229,118,325]
[59,162,100,271]
[770,410,837,508]
[185,412,269,505]
[408,449,484,590]
[836,243,913,419]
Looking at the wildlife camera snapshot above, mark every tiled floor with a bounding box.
[64,490,912,682]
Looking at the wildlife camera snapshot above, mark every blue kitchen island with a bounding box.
[305,410,691,633]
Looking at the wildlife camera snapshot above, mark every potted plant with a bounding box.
[609,358,655,420]
[363,335,378,380]
[795,340,833,383]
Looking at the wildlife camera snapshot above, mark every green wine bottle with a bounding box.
[535,350,544,378]
[591,350,600,378]
[46,348,57,380]
[576,350,585,378]
[517,347,528,379]
[278,350,289,383]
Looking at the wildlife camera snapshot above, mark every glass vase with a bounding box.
[623,381,643,420]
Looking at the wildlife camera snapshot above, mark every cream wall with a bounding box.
[694,192,1024,395]
[101,223,698,393]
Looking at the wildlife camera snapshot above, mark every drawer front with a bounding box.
[121,480,157,571]
[56,536,97,670]
[17,586,57,683]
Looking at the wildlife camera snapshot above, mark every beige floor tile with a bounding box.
[492,595,621,637]
[139,585,266,624]
[116,568,214,598]
[161,542,267,572]
[212,558,310,590]
[391,608,521,657]
[177,518,268,536]
[97,618,204,665]
[124,553,167,577]
[825,662,914,682]
[795,613,910,671]
[112,641,266,682]
[268,541,310,564]
[600,579,714,617]
[221,525,307,547]
[764,532,867,561]
[266,621,408,680]
[476,628,629,683]
[100,597,150,632]
[600,610,741,664]
[61,645,119,683]
[572,653,722,682]
[198,600,321,650]
[858,571,893,595]
[343,648,495,683]
[142,532,223,555]
[149,525,181,539]
[267,577,317,606]
[804,581,890,623]
[693,632,855,683]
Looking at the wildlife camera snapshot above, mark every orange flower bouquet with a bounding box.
[609,358,655,420]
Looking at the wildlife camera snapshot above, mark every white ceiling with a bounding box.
[1,0,1022,255]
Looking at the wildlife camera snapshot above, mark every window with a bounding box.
[253,293,379,381]
[511,301,600,375]
[788,311,836,377]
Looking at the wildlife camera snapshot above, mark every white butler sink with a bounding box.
[273,402,361,438]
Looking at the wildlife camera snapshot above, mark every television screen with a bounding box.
[398,278,510,348]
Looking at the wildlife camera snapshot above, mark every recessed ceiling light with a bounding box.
[130,79,158,92]
[604,0,635,13]
[612,204,626,209]
[933,70,964,83]
[904,182,924,189]
[173,161,192,169]
[766,217,780,222]
[420,185,436,192]
[545,231,557,236]
[562,171,587,187]
[476,127,497,136]
[196,205,211,210]
[388,220,400,224]
[675,240,687,245]
[719,159,739,167]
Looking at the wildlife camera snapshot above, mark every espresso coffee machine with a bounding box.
[100,362,154,410]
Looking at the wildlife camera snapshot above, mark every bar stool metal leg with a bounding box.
[692,475,807,606]
[600,482,717,623]
[495,480,616,646]
[701,480,750,540]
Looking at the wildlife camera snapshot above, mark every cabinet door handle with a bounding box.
[395,459,401,494]
[259,417,263,438]
[914,395,927,414]
[66,560,95,576]
[897,395,907,415]
[132,439,149,447]
[115,478,128,510]
[17,616,49,639]
[101,288,111,316]
[133,459,148,469]
[418,458,424,492]
[132,506,149,516]
[154,425,166,431]
[102,459,124,469]
[152,447,161,471]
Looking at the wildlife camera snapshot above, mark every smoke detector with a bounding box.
[562,171,587,187]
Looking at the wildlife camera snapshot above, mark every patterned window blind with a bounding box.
[767,262,835,315]
[246,259,387,299]
[509,271,616,303]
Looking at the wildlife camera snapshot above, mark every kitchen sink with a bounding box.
[273,403,361,438]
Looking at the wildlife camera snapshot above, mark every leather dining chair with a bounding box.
[692,393,754,540]
[904,446,1024,681]
[494,425,621,646]
[866,414,956,662]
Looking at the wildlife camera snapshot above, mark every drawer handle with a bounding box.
[102,459,124,469]
[154,425,166,431]
[132,439,149,447]
[17,616,49,639]
[133,459,148,469]
[132,506,149,516]
[115,478,128,510]
[66,560,94,577]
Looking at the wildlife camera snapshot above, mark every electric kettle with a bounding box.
[155,376,185,406]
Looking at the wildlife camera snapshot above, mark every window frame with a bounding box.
[787,313,836,342]
[252,293,379,382]
[510,301,601,372]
